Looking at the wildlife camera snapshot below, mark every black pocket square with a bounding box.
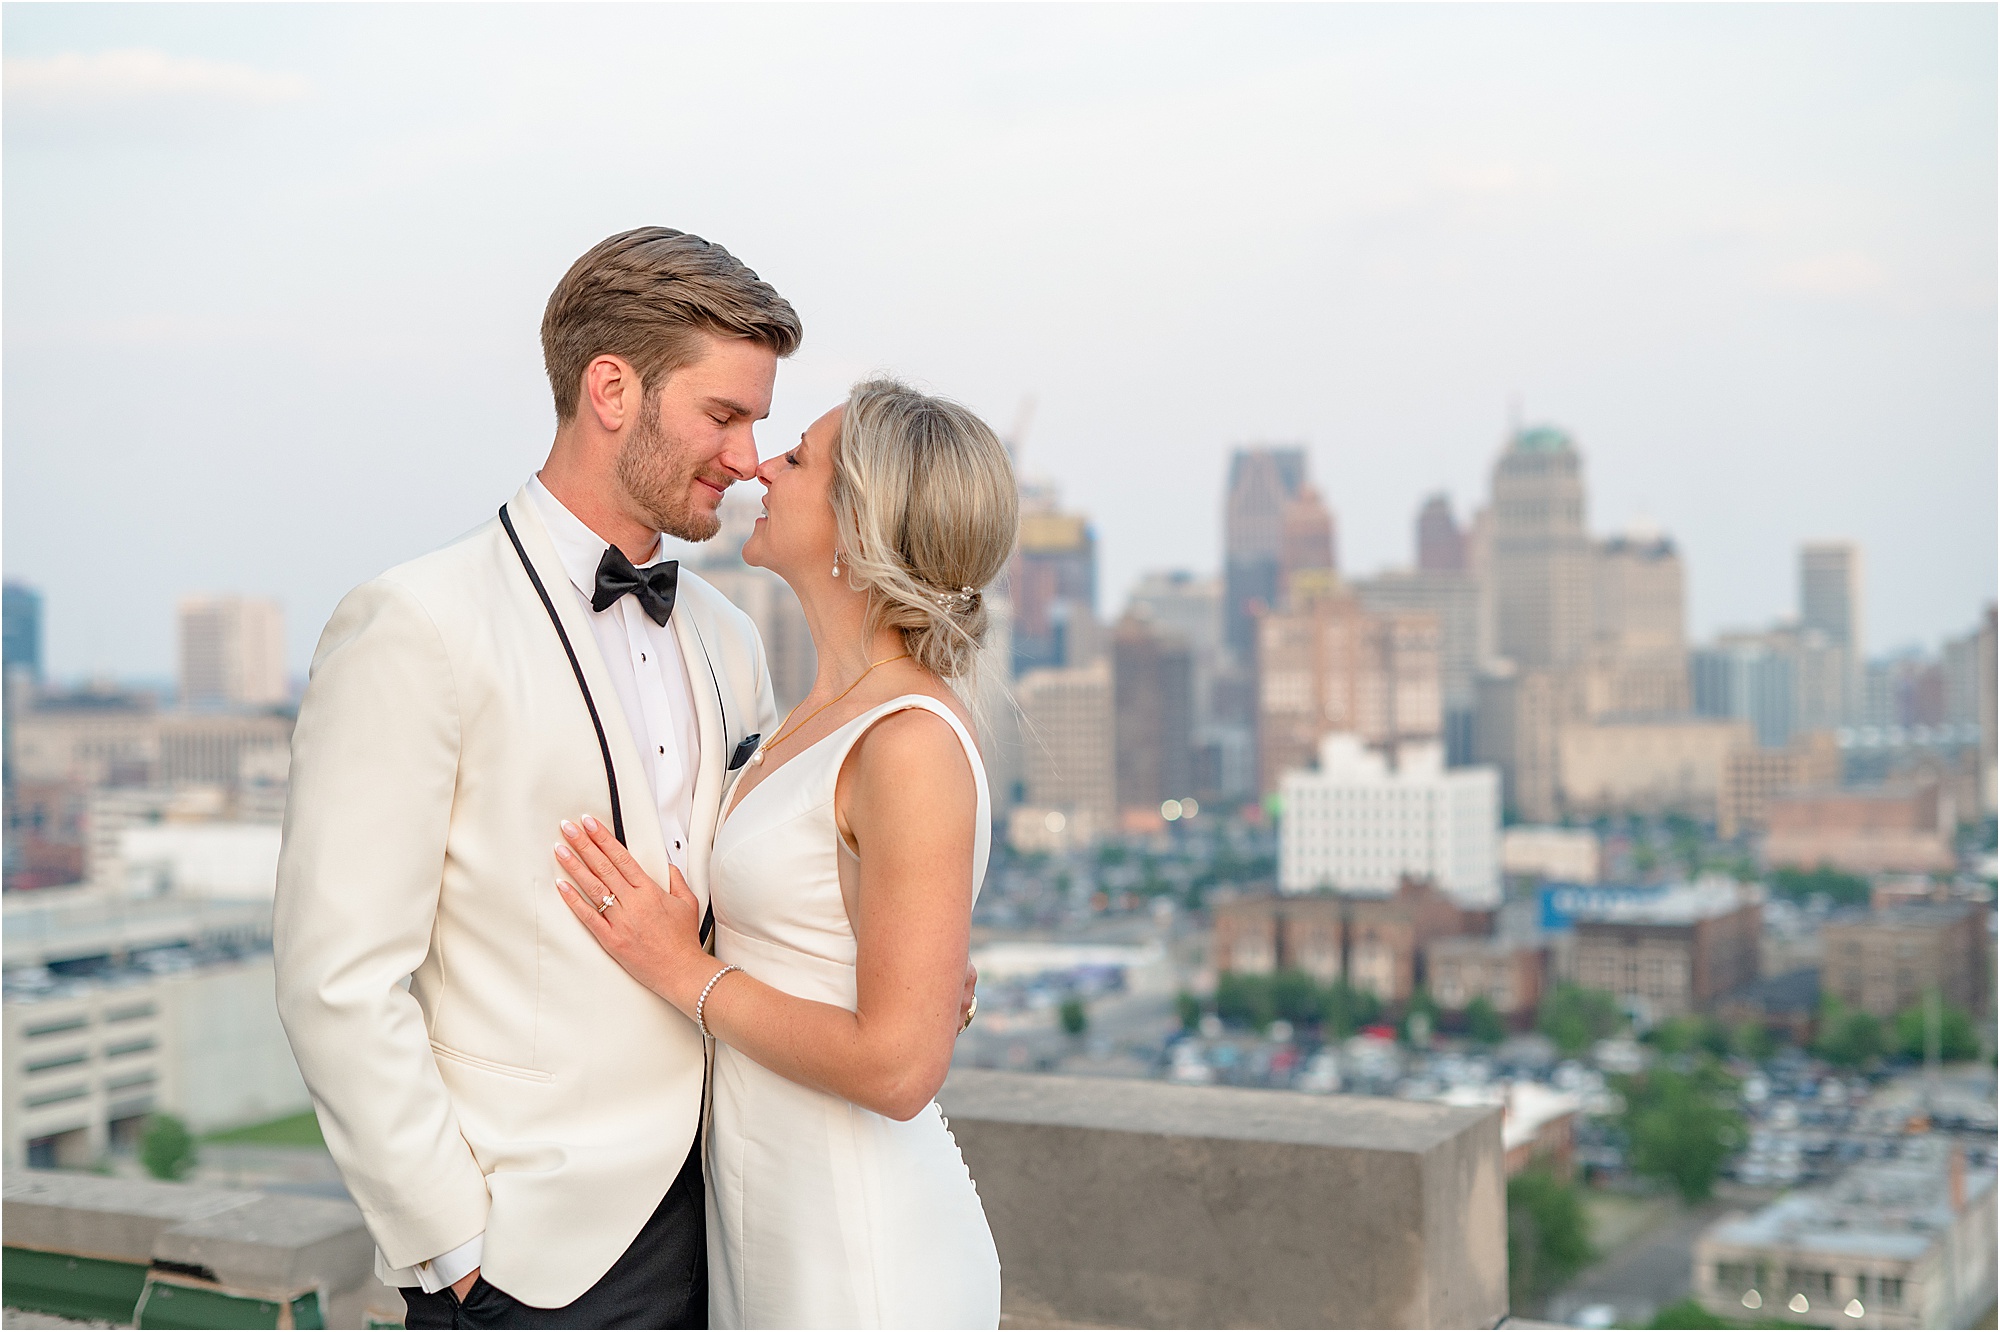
[728,734,761,771]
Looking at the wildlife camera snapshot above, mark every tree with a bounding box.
[1175,991,1202,1033]
[1215,972,1275,1030]
[141,1114,198,1181]
[1270,970,1321,1027]
[1506,1166,1594,1308]
[1894,998,1980,1063]
[1465,995,1508,1047]
[1537,983,1623,1057]
[1320,979,1381,1039]
[1646,1298,1733,1329]
[1058,996,1088,1037]
[1617,1060,1745,1203]
[1400,987,1440,1048]
[1650,1015,1730,1060]
[1769,864,1870,907]
[1731,1021,1780,1062]
[1814,997,1886,1068]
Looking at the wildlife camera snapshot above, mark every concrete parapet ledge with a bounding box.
[938,1070,1509,1329]
[3,1171,398,1328]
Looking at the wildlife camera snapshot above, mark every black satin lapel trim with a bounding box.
[499,504,627,848]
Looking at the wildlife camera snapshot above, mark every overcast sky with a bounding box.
[5,3,1994,682]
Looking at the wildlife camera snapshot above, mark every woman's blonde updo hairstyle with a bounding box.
[830,378,1019,682]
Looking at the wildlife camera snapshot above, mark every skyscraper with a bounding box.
[1799,542,1862,723]
[1589,531,1690,716]
[1010,504,1098,676]
[177,597,287,709]
[1223,447,1309,662]
[1017,660,1114,837]
[1112,612,1195,817]
[1799,543,1863,656]
[3,582,43,684]
[1279,483,1337,597]
[1489,426,1593,672]
[1415,494,1466,573]
[1256,582,1442,795]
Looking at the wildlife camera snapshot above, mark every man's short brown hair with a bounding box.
[540,227,803,422]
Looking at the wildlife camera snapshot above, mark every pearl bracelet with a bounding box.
[695,964,741,1040]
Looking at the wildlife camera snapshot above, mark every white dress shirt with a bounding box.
[414,476,702,1294]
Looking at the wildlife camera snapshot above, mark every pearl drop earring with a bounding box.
[831,551,841,578]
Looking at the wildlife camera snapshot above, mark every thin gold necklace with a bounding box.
[747,653,911,768]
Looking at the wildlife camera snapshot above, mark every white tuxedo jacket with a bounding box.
[273,485,778,1308]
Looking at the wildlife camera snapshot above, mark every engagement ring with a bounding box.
[597,893,617,913]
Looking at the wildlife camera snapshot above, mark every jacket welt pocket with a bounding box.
[429,1040,555,1084]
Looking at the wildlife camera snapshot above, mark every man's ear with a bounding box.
[582,354,637,434]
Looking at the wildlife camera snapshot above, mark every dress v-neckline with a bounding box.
[722,696,919,827]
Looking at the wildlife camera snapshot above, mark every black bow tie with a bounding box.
[592,547,679,626]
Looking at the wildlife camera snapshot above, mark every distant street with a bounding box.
[1540,1193,1753,1327]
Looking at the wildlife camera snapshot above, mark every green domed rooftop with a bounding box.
[1511,425,1574,454]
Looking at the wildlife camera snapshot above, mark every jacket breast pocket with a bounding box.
[429,1040,555,1084]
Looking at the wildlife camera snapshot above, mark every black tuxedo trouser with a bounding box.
[401,1136,706,1330]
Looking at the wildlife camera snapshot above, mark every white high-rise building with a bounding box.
[176,597,286,709]
[1279,733,1500,905]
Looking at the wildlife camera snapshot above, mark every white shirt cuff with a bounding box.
[415,1233,484,1294]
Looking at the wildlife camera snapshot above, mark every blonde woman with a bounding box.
[552,378,1016,1328]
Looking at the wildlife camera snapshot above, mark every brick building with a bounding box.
[1820,903,1988,1020]
[1563,880,1762,1021]
[1427,937,1549,1025]
[1719,732,1843,840]
[1211,878,1491,1004]
[1763,783,1956,876]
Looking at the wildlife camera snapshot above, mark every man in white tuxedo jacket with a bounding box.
[274,229,800,1328]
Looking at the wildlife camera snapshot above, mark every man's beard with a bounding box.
[615,394,722,542]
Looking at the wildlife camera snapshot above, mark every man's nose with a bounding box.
[719,430,760,481]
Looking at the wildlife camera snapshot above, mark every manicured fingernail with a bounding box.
[555,845,575,861]
[561,820,581,837]
[581,814,601,832]
[557,881,574,895]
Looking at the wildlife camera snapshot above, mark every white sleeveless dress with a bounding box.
[704,694,1001,1329]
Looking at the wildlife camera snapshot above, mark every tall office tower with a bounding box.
[1352,569,1479,764]
[177,597,287,709]
[1488,426,1593,671]
[1589,531,1690,716]
[1278,483,1337,600]
[1472,664,1581,823]
[1016,660,1114,837]
[1112,613,1195,817]
[1126,572,1223,669]
[1800,542,1862,722]
[3,582,44,684]
[1692,633,1799,749]
[1465,503,1496,667]
[1416,494,1467,573]
[1223,446,1308,661]
[1127,571,1226,754]
[1009,503,1099,676]
[1691,625,1844,747]
[1799,543,1863,655]
[1943,627,1984,729]
[1256,583,1442,795]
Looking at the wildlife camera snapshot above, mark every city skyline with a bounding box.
[4,4,1994,679]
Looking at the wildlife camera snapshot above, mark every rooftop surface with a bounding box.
[1706,1140,1994,1260]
